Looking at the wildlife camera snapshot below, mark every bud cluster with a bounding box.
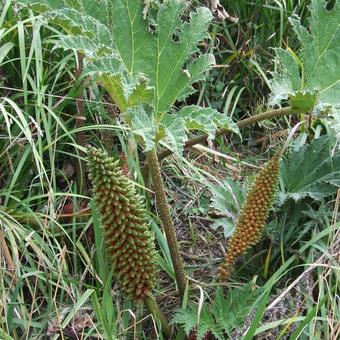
[87,147,157,300]
[219,156,280,281]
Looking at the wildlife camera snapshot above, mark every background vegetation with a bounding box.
[0,0,339,339]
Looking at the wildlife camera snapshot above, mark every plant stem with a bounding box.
[158,106,299,162]
[144,294,173,338]
[146,149,187,302]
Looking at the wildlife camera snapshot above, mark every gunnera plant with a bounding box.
[219,155,280,281]
[87,146,157,301]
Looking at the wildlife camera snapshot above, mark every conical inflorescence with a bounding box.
[219,155,280,281]
[87,147,157,301]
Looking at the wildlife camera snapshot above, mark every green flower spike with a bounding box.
[219,155,280,281]
[87,147,157,301]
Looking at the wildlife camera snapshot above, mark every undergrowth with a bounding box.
[0,0,339,339]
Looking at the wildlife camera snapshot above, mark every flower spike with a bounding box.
[219,155,280,281]
[87,147,157,301]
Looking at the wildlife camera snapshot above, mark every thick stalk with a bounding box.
[145,294,173,338]
[146,149,187,302]
[158,106,299,161]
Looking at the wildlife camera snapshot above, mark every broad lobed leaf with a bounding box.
[18,0,214,113]
[161,105,239,155]
[176,105,239,139]
[17,0,238,153]
[17,0,111,26]
[111,0,214,112]
[84,57,154,112]
[270,0,340,131]
[279,135,340,204]
[46,8,112,46]
[126,105,239,153]
[17,0,114,56]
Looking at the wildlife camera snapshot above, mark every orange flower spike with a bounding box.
[219,155,280,281]
[87,147,157,301]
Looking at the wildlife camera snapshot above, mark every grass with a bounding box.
[200,0,309,115]
[0,4,125,338]
[0,0,339,339]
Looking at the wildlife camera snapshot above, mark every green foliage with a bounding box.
[19,0,214,112]
[110,0,214,114]
[124,104,238,152]
[3,0,340,338]
[84,60,153,112]
[270,0,340,132]
[160,105,239,155]
[279,135,340,204]
[175,106,239,140]
[209,177,245,238]
[172,283,262,339]
[16,0,239,152]
[126,105,158,151]
[199,0,310,113]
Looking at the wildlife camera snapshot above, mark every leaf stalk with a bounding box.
[146,149,187,303]
[144,294,173,338]
[158,106,301,161]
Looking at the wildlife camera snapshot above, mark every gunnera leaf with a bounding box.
[160,105,239,156]
[87,146,158,301]
[279,135,340,204]
[209,177,245,238]
[111,0,215,113]
[17,0,238,154]
[16,0,154,112]
[17,0,215,114]
[269,0,340,133]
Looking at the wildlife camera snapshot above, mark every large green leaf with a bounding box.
[125,105,239,154]
[17,0,234,153]
[111,0,214,113]
[160,105,239,155]
[17,0,214,114]
[17,0,111,26]
[176,105,239,139]
[125,105,157,151]
[279,136,340,204]
[17,0,140,112]
[84,57,153,112]
[17,1,112,51]
[269,0,340,125]
[46,8,112,46]
[16,0,147,111]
